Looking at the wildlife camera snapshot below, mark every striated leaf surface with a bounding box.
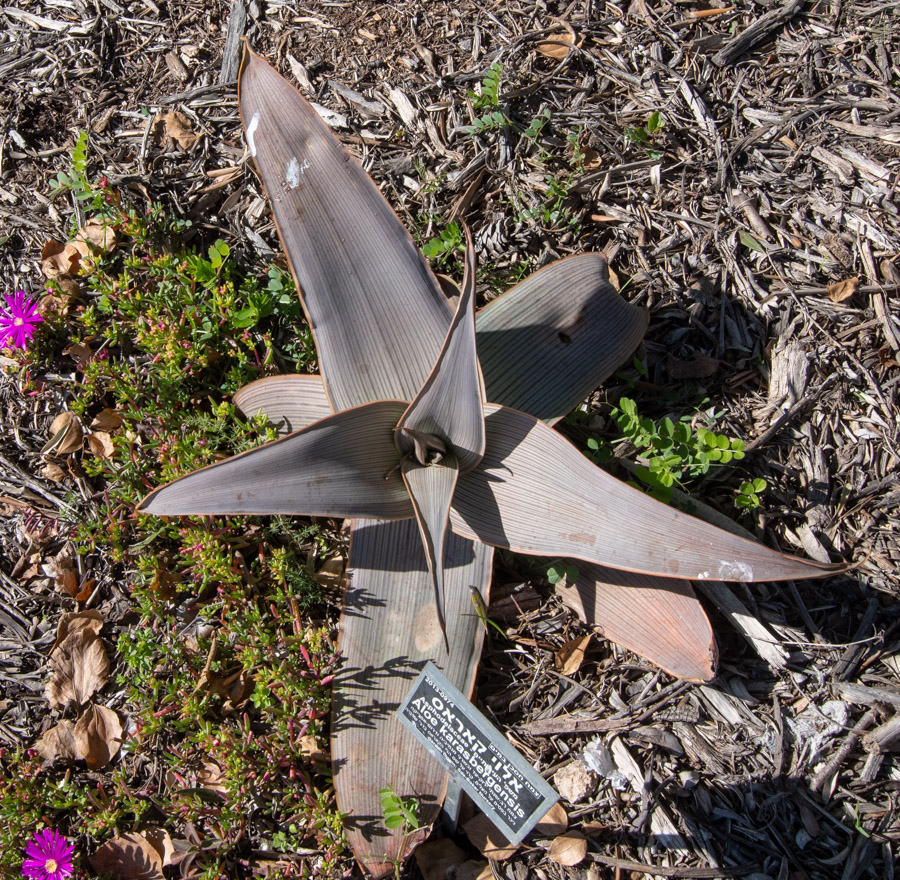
[396,234,485,472]
[557,566,717,681]
[475,255,647,424]
[401,455,459,651]
[333,518,493,878]
[139,401,411,518]
[234,374,333,430]
[451,405,844,581]
[238,48,451,411]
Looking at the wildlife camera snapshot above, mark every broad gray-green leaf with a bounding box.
[138,401,411,518]
[233,374,333,431]
[451,405,845,581]
[333,518,492,877]
[401,454,460,652]
[238,48,452,411]
[558,566,716,682]
[475,254,647,424]
[395,235,485,472]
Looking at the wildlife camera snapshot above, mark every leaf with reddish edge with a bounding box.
[238,47,451,411]
[333,517,492,878]
[401,454,459,652]
[557,566,717,682]
[138,401,411,518]
[233,374,332,430]
[395,232,485,473]
[475,254,647,424]
[451,405,845,582]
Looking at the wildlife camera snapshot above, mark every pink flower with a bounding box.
[0,290,42,351]
[22,829,74,880]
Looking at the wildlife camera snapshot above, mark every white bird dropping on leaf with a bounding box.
[246,112,261,156]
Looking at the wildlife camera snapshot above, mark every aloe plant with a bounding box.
[138,47,843,876]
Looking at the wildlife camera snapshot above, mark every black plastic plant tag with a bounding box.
[398,662,558,845]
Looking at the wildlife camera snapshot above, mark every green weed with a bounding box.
[588,397,753,507]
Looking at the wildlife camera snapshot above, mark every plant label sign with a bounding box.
[398,662,558,845]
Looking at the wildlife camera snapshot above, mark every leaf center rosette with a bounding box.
[390,237,486,647]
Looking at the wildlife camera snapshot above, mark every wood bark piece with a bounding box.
[609,737,690,851]
[695,581,789,669]
[219,0,247,83]
[712,0,806,67]
[863,715,900,753]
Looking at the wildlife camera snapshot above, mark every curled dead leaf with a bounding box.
[668,352,720,380]
[314,554,346,588]
[414,839,467,880]
[74,702,123,769]
[547,831,587,866]
[89,832,165,880]
[64,342,94,365]
[154,110,201,150]
[91,407,124,432]
[50,544,79,598]
[35,720,80,763]
[88,431,115,460]
[53,609,103,651]
[827,276,859,303]
[41,239,82,279]
[197,760,228,797]
[536,29,578,61]
[75,218,118,255]
[555,632,592,675]
[42,411,84,456]
[462,813,518,861]
[534,801,568,836]
[40,461,69,483]
[45,626,109,711]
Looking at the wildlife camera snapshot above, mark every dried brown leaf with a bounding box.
[50,545,79,597]
[88,431,115,460]
[53,609,103,650]
[455,861,492,880]
[197,760,228,797]
[89,833,165,880]
[668,353,720,380]
[41,239,82,279]
[74,702,122,769]
[91,408,124,432]
[64,342,94,365]
[461,813,518,861]
[43,411,84,456]
[414,839,467,880]
[40,462,68,483]
[555,633,592,675]
[155,111,201,150]
[534,801,569,836]
[299,734,329,763]
[547,831,587,866]
[827,276,859,303]
[34,720,80,763]
[142,829,176,868]
[45,627,109,710]
[313,555,346,588]
[75,218,118,254]
[536,31,576,60]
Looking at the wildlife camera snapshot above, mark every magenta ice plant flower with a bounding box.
[22,829,74,880]
[0,290,42,351]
